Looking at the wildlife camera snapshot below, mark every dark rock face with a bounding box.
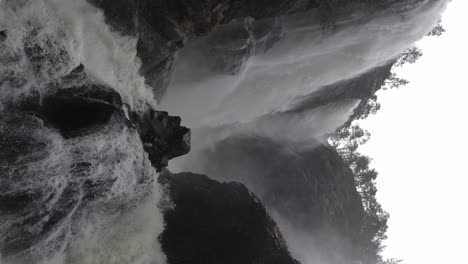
[37,85,124,137]
[132,110,191,171]
[159,171,300,264]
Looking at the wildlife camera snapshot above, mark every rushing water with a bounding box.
[0,0,448,263]
[162,0,446,128]
[0,0,165,263]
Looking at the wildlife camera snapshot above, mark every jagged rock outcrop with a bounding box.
[8,65,190,170]
[158,171,301,264]
[132,110,191,170]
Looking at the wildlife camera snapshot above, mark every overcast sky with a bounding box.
[358,1,467,263]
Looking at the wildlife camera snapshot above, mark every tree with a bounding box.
[384,73,409,90]
[330,102,393,264]
[380,258,403,264]
[353,95,381,120]
[395,46,423,67]
[427,20,445,37]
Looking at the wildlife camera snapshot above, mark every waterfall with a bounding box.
[0,0,166,263]
[161,0,446,129]
[163,1,448,264]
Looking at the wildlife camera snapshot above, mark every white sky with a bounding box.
[358,1,468,263]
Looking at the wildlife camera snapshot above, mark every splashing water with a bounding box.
[0,0,166,263]
[0,0,156,109]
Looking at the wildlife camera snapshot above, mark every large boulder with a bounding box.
[159,171,301,264]
[132,110,191,171]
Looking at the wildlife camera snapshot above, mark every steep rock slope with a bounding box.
[159,171,301,264]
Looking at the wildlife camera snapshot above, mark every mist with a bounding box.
[164,1,448,263]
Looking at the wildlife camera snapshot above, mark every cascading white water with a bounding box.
[0,0,166,263]
[0,0,156,109]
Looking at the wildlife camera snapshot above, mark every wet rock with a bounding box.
[0,30,7,42]
[9,75,191,170]
[0,191,43,216]
[36,84,190,169]
[159,171,300,264]
[132,110,191,171]
[38,84,124,137]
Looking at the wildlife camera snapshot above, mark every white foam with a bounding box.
[60,182,166,264]
[45,0,157,109]
[0,1,166,263]
[0,0,156,109]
